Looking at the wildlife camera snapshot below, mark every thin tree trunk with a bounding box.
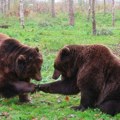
[112,0,115,27]
[8,0,10,10]
[4,0,7,15]
[68,0,74,26]
[91,0,96,35]
[104,0,106,15]
[1,0,4,14]
[19,0,25,28]
[51,0,55,17]
[87,0,91,21]
[78,0,82,6]
[0,0,2,13]
[64,0,68,12]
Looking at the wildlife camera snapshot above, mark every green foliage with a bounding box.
[0,12,120,120]
[96,28,113,36]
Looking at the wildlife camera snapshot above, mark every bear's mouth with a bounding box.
[32,73,42,81]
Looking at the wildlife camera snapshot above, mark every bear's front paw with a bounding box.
[19,94,31,103]
[31,84,38,94]
[19,97,31,103]
[35,84,42,91]
[27,83,37,93]
[71,105,86,111]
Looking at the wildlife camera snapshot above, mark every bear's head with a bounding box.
[52,46,76,80]
[15,47,43,81]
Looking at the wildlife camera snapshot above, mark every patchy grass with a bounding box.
[0,12,120,120]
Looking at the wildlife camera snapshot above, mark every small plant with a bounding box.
[96,28,113,35]
[38,21,53,27]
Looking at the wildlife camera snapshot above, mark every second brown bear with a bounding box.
[37,44,120,116]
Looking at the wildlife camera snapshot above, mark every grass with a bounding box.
[0,11,120,120]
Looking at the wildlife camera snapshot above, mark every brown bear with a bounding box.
[0,33,43,102]
[37,44,120,116]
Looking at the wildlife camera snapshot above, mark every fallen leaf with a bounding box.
[57,99,62,103]
[40,117,48,120]
[94,114,100,117]
[68,114,76,118]
[2,112,9,117]
[40,100,53,105]
[65,96,70,101]
[8,108,13,110]
[32,118,38,120]
[63,118,67,120]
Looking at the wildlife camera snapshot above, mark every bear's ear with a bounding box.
[61,47,70,60]
[35,47,39,52]
[17,55,26,63]
[16,55,26,76]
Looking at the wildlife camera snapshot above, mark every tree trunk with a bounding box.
[51,0,55,17]
[19,0,25,28]
[8,0,10,10]
[91,0,96,35]
[64,0,68,12]
[4,0,7,15]
[112,0,115,27]
[87,0,91,21]
[0,0,2,13]
[78,0,82,6]
[1,0,4,14]
[104,0,106,15]
[68,0,74,26]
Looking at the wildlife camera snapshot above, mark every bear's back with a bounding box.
[0,38,22,57]
[0,33,10,41]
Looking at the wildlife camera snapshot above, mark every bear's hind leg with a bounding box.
[19,93,30,103]
[71,90,97,111]
[98,100,120,116]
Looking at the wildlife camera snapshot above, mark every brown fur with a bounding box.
[37,44,120,116]
[0,33,43,102]
[0,33,10,41]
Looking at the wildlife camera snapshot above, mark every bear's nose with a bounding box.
[34,73,42,81]
[52,75,58,80]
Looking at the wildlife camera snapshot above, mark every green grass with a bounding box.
[0,12,120,120]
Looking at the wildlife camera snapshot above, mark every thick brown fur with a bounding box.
[0,33,10,40]
[0,33,43,102]
[37,44,120,116]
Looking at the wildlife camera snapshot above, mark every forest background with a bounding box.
[0,0,120,120]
